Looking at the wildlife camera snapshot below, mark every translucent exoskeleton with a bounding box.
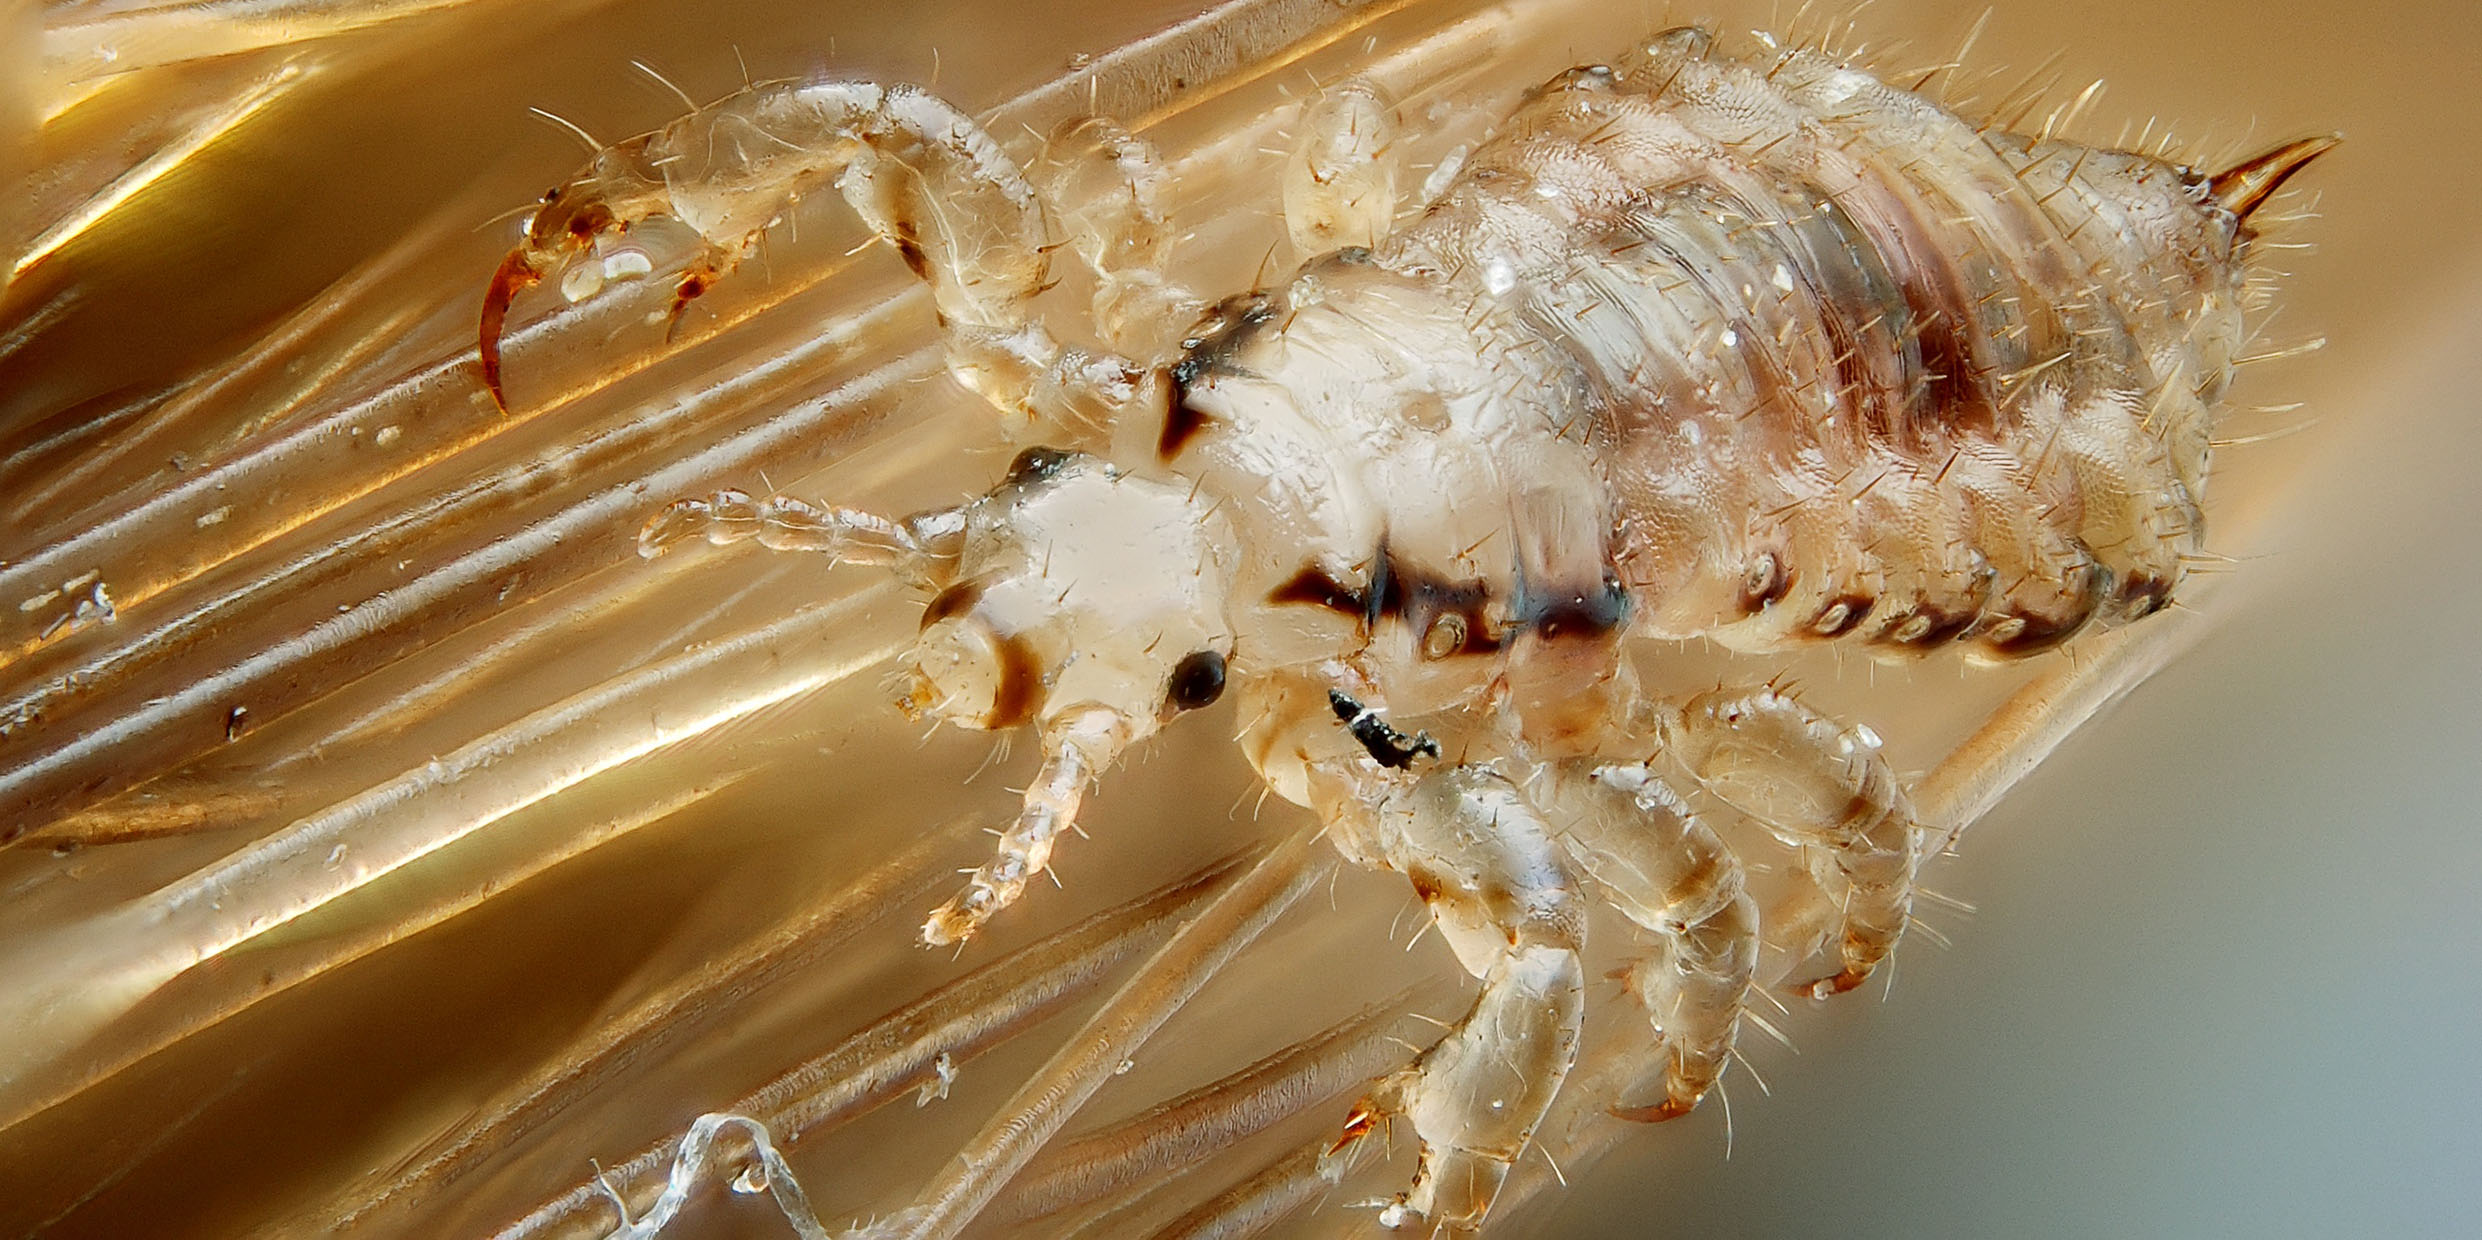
[472,22,2331,1233]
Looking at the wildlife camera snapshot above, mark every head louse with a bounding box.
[480,14,2333,1235]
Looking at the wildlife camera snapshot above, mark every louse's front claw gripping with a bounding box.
[476,78,1155,435]
[476,248,542,412]
[478,155,667,412]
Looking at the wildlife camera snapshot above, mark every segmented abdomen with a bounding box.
[1386,28,2249,659]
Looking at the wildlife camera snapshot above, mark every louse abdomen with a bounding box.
[1378,28,2294,662]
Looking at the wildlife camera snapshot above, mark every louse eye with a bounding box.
[1164,650,1227,711]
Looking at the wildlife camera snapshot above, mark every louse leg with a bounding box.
[1535,760,1760,1122]
[635,487,965,589]
[483,83,1147,442]
[661,243,740,337]
[1661,688,1922,999]
[1034,115,1203,353]
[1487,610,2228,1225]
[1320,764,1585,1231]
[1283,80,1401,255]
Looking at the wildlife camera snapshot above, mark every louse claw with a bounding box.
[1792,966,1875,1000]
[1326,1099,1384,1157]
[478,248,543,414]
[1608,1097,1697,1123]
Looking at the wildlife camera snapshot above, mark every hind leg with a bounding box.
[1661,688,1923,998]
[1537,759,1759,1121]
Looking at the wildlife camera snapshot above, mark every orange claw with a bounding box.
[1608,1097,1696,1124]
[479,249,543,414]
[1328,1100,1383,1156]
[1793,965,1872,999]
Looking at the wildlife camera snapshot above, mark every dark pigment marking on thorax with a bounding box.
[1000,445,1078,492]
[1271,542,1629,653]
[1367,542,1504,657]
[1509,572,1631,643]
[1161,290,1282,462]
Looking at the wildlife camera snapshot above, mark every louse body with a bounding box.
[483,23,2325,1232]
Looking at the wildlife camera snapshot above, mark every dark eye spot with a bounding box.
[1165,650,1227,711]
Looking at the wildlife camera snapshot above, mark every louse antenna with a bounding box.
[526,106,604,153]
[469,200,543,235]
[630,58,701,114]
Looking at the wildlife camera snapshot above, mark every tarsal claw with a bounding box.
[478,249,543,413]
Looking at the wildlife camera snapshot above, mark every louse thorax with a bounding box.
[1155,254,1637,756]
[901,448,1237,739]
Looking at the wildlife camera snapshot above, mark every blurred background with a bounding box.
[2,0,2477,1237]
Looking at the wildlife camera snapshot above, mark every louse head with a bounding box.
[902,448,1239,739]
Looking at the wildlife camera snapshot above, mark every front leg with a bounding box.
[482,82,1148,442]
[1318,762,1586,1232]
[1663,688,1922,998]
